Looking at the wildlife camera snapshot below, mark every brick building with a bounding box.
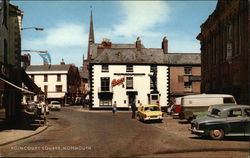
[169,55,201,104]
[197,0,250,104]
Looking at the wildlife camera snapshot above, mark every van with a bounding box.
[171,97,182,118]
[179,94,236,121]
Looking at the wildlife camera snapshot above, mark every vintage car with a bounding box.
[189,105,250,140]
[137,104,164,122]
[48,101,61,111]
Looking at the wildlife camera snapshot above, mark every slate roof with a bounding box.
[92,48,201,65]
[26,64,71,72]
[79,70,89,79]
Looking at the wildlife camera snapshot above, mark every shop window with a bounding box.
[101,77,110,91]
[126,77,133,89]
[102,65,109,72]
[56,85,62,92]
[126,65,133,72]
[99,99,112,107]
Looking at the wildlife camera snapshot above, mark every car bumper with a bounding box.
[144,116,163,121]
[189,127,204,134]
[172,113,180,119]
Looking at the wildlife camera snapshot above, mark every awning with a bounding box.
[0,77,35,94]
[21,68,44,95]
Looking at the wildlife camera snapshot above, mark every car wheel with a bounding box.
[209,129,224,140]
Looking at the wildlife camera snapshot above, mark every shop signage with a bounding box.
[189,76,201,82]
[112,77,125,87]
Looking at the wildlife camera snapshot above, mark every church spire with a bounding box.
[87,7,95,60]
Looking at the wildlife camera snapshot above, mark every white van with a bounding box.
[179,94,236,121]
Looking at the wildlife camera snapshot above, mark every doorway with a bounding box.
[126,91,138,106]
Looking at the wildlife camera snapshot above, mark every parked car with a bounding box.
[26,101,38,112]
[171,97,182,118]
[179,94,236,121]
[194,103,237,119]
[189,105,250,140]
[48,101,61,111]
[137,104,164,122]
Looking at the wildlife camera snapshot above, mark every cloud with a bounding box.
[95,1,170,44]
[22,22,88,66]
[113,1,170,37]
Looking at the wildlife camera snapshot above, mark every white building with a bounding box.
[89,37,170,110]
[25,63,80,104]
[91,64,169,109]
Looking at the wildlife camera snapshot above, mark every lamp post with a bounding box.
[21,27,44,31]
[22,50,48,54]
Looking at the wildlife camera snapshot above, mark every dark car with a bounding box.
[189,105,250,140]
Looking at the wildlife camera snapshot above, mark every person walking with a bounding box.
[131,101,136,119]
[112,101,117,115]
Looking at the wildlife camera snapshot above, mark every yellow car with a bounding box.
[137,104,164,122]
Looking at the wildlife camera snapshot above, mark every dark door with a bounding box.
[226,108,245,135]
[243,108,250,136]
[128,94,136,106]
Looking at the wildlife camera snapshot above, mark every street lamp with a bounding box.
[21,27,44,31]
[22,50,48,54]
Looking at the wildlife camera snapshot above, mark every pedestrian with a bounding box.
[131,101,136,119]
[156,101,160,106]
[112,101,117,115]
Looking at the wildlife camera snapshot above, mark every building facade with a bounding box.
[169,55,201,104]
[197,0,250,104]
[89,38,169,109]
[26,63,80,104]
[0,2,24,122]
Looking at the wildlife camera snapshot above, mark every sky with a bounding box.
[12,1,217,67]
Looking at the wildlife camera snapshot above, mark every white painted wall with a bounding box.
[26,71,68,99]
[92,65,169,108]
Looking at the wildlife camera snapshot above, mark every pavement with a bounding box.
[0,110,49,147]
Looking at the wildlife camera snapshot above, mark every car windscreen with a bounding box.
[145,106,160,111]
[209,108,221,117]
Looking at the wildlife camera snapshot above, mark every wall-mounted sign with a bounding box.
[114,73,145,76]
[189,76,201,82]
[112,77,125,87]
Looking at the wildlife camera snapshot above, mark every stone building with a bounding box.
[0,2,41,122]
[197,0,250,104]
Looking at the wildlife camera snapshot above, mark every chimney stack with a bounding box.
[60,58,65,65]
[162,36,168,54]
[136,37,141,52]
